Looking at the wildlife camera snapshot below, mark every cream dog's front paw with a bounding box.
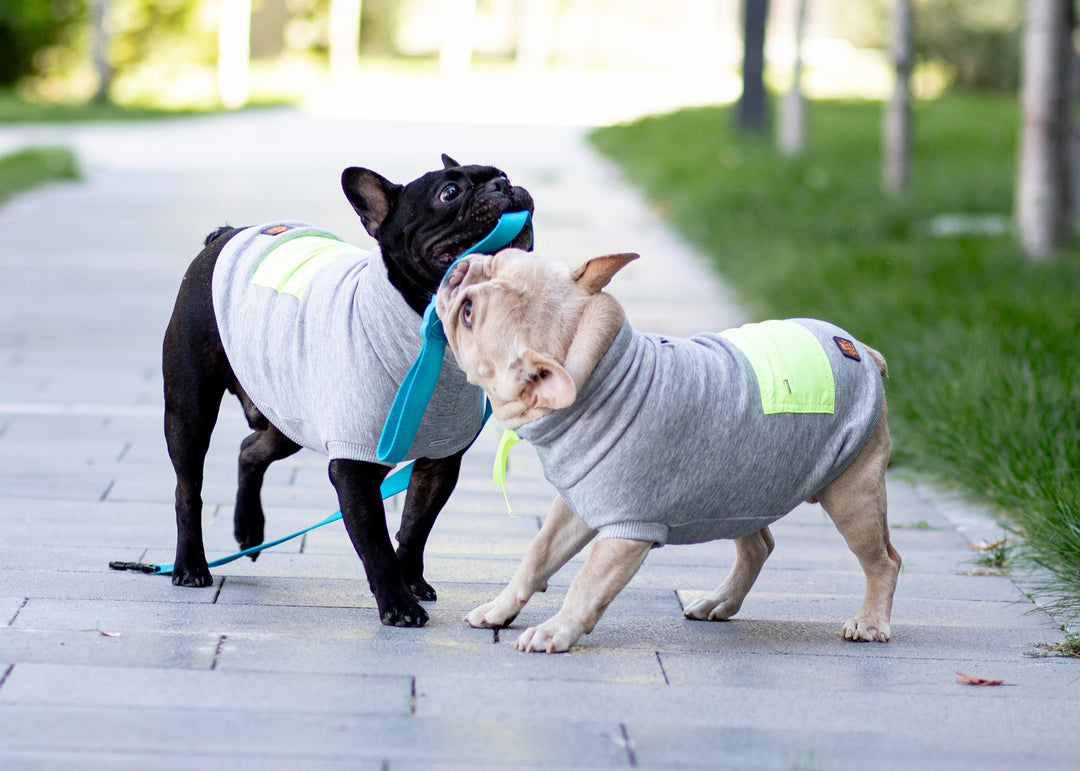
[515,614,583,653]
[682,592,743,621]
[841,616,891,643]
[465,588,525,629]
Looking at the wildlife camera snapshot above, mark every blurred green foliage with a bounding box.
[1,0,1030,101]
[0,146,80,204]
[0,0,85,86]
[841,0,1023,91]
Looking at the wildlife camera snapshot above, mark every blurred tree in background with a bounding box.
[918,0,1022,91]
[108,0,214,81]
[0,0,1034,104]
[0,0,85,87]
[842,0,1022,92]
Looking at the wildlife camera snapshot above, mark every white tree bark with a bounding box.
[517,0,553,71]
[1015,0,1076,261]
[329,0,362,85]
[218,0,251,109]
[440,0,477,76]
[778,0,808,156]
[883,0,913,194]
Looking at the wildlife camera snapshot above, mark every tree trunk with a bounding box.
[440,0,476,76]
[737,0,770,134]
[218,0,251,109]
[1015,0,1076,261]
[778,0,808,156]
[883,0,913,194]
[91,0,112,103]
[517,0,553,71]
[329,0,362,85]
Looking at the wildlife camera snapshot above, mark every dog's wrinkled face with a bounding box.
[342,155,534,314]
[436,249,637,428]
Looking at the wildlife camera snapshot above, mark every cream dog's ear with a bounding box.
[515,349,577,410]
[572,253,639,294]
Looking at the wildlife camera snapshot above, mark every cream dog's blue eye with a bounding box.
[439,184,460,202]
[461,299,473,327]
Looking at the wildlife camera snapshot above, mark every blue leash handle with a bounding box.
[112,462,414,576]
[376,210,531,464]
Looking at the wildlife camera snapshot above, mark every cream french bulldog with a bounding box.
[435,249,901,653]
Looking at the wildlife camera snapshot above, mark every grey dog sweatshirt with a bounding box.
[211,222,485,464]
[515,318,884,546]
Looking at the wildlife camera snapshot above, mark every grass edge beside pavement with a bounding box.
[0,146,81,207]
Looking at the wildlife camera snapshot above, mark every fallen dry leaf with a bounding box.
[956,671,1004,686]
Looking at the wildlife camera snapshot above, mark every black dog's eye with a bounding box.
[461,299,473,328]
[439,184,460,203]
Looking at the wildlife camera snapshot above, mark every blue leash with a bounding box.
[110,464,414,575]
[111,211,530,577]
[376,210,532,464]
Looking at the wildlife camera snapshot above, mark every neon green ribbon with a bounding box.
[493,429,521,516]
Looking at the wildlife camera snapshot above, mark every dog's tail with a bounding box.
[866,346,888,379]
[204,225,236,247]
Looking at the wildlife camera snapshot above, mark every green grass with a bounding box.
[589,94,1080,625]
[0,146,80,206]
[0,91,211,123]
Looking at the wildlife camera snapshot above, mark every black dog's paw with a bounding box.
[233,507,265,554]
[171,563,214,588]
[405,575,437,603]
[379,596,430,627]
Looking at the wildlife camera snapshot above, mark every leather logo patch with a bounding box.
[834,336,861,361]
[261,225,292,236]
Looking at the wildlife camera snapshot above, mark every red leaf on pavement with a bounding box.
[956,672,1005,686]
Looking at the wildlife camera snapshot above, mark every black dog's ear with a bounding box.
[342,167,402,238]
[441,154,461,169]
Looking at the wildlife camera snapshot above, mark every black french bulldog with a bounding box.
[162,155,533,626]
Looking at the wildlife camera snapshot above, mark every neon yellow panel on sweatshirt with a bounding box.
[720,320,835,415]
[250,235,366,298]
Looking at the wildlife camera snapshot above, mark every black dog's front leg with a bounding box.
[395,450,465,601]
[329,459,429,627]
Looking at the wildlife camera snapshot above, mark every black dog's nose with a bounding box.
[489,176,510,195]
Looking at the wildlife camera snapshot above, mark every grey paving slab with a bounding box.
[0,708,635,768]
[0,627,219,669]
[0,662,413,714]
[656,647,1080,694]
[219,632,667,687]
[0,752,384,771]
[1,103,1078,769]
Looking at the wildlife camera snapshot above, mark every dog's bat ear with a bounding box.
[572,253,639,294]
[342,167,402,238]
[441,154,461,169]
[515,350,576,411]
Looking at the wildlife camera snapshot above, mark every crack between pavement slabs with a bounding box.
[210,634,227,670]
[655,651,670,685]
[7,598,28,626]
[619,723,638,767]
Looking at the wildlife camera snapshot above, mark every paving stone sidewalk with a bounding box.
[1,107,1078,769]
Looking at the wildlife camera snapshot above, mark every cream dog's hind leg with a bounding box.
[466,494,596,629]
[818,402,900,642]
[517,536,652,653]
[682,526,775,621]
